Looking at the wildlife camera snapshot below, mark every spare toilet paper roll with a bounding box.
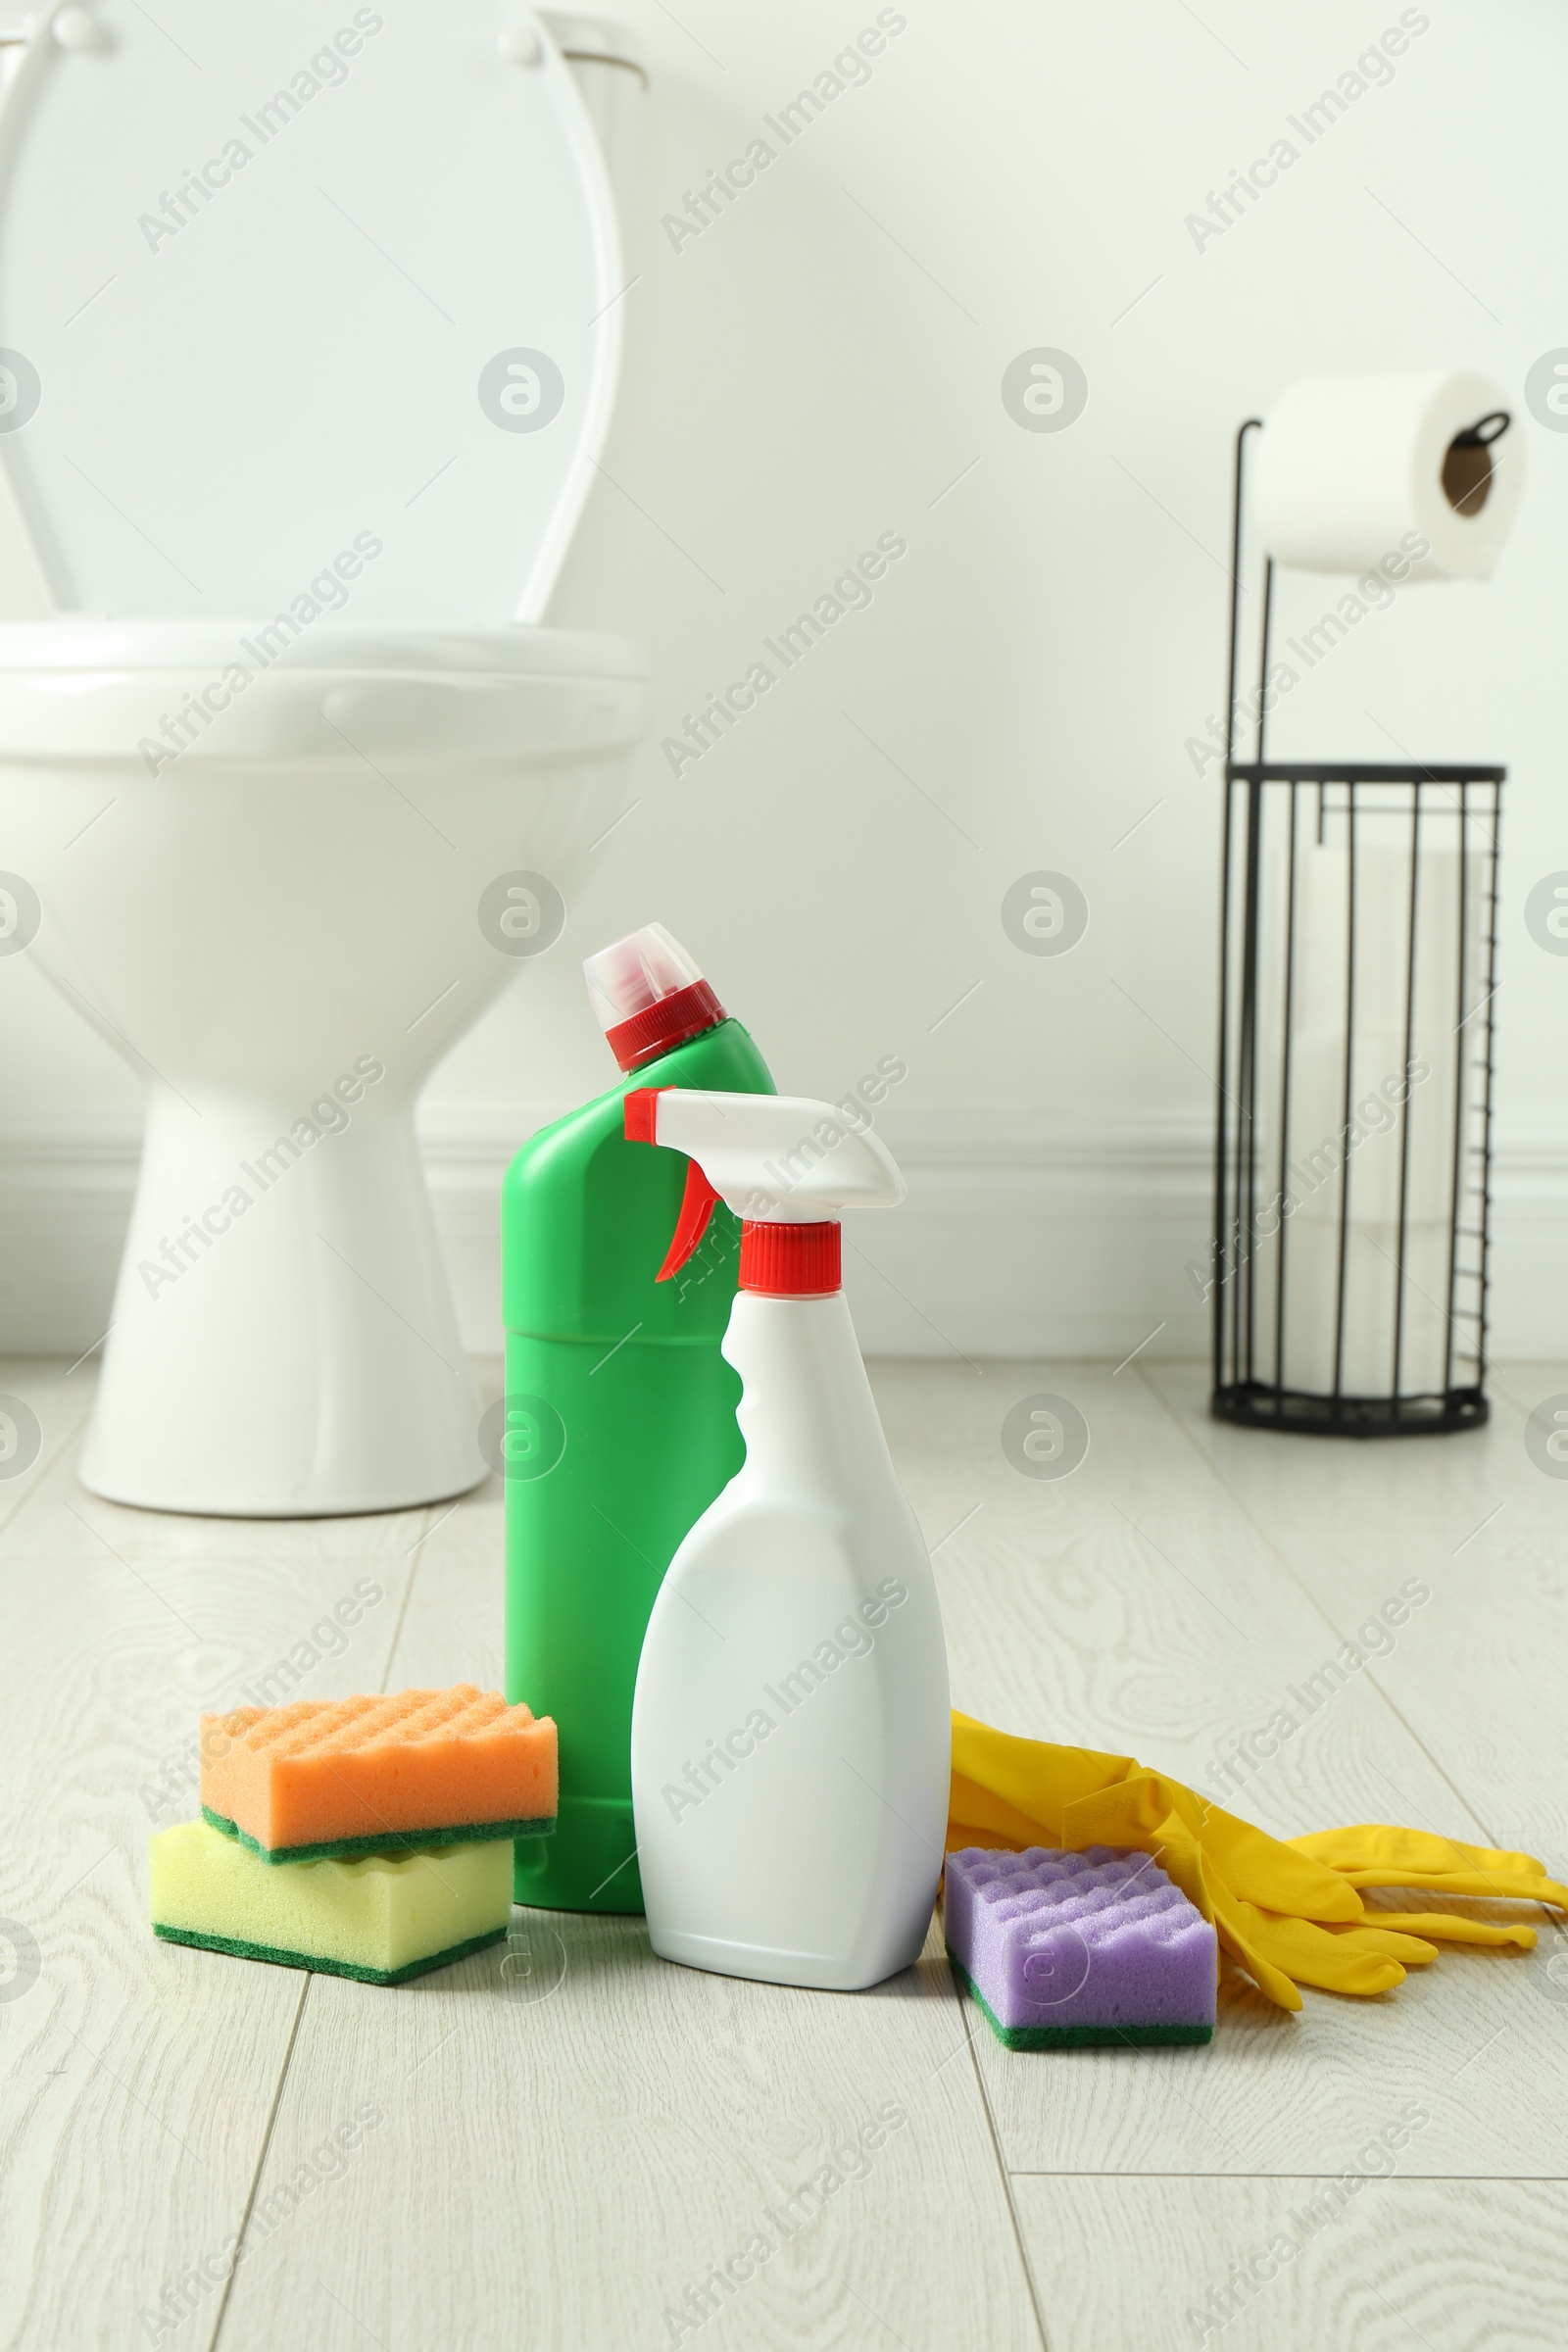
[1253,370,1524,580]
[1278,1216,1458,1398]
[1254,837,1479,1223]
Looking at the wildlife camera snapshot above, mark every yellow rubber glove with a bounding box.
[1290,1824,1568,1907]
[949,1712,1566,2012]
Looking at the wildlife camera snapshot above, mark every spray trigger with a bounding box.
[624,1088,722,1281]
[658,1159,722,1282]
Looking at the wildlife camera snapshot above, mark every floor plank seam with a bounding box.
[205,1973,311,2352]
[950,1950,1054,2351]
[376,1507,431,1693]
[1003,2170,1568,2182]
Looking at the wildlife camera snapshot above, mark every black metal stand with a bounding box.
[1210,422,1502,1438]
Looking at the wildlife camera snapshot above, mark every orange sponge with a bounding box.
[200,1687,557,1862]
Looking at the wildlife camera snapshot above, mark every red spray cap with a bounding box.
[738,1221,843,1297]
[622,1088,904,1296]
[584,923,726,1073]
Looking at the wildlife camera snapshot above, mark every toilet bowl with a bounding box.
[0,3,649,1513]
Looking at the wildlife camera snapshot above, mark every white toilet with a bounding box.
[0,2,650,1515]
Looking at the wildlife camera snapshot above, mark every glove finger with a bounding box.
[1241,1902,1407,1997]
[1367,1911,1538,1951]
[1291,1824,1548,1879]
[1332,1867,1568,1908]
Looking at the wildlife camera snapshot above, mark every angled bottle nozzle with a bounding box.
[583,923,726,1073]
[624,1088,906,1294]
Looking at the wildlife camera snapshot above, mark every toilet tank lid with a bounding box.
[0,618,648,676]
[0,2,623,631]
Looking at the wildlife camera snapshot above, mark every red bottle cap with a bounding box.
[606,978,725,1074]
[584,924,727,1074]
[739,1220,842,1297]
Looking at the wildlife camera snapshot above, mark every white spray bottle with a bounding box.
[625,1088,951,1991]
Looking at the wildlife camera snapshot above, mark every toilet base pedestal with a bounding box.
[78,1086,486,1518]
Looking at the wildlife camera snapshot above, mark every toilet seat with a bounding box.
[0,615,649,763]
[0,0,621,628]
[0,617,645,675]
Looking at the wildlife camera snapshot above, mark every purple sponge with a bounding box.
[944,1845,1217,2049]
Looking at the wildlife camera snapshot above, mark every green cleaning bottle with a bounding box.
[503,924,774,1912]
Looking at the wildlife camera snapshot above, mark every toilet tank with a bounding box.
[541,13,646,188]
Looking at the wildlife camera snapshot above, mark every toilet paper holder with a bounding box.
[1209,417,1504,1438]
[1443,409,1509,521]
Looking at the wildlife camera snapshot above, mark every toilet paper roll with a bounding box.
[1253,370,1524,580]
[1283,1032,1457,1229]
[1239,821,1490,1396]
[1246,834,1481,1227]
[1278,1216,1456,1397]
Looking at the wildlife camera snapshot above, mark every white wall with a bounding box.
[3,0,1567,1367]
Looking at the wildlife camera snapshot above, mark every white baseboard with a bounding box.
[422,1103,1226,1367]
[2,1105,1565,1364]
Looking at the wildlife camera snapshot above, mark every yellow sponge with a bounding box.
[149,1818,511,1985]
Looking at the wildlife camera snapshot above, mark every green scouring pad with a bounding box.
[948,1951,1213,2050]
[201,1803,555,1866]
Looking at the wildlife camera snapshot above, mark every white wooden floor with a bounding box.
[4,1353,1567,2351]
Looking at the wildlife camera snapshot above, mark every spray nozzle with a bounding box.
[624,1088,906,1293]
